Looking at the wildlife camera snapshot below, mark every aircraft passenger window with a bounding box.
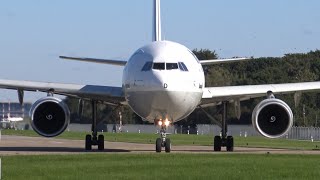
[178,62,189,71]
[166,63,178,70]
[153,63,165,70]
[141,62,153,71]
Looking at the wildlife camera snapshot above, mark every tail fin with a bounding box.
[152,0,162,41]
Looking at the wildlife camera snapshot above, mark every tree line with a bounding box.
[65,49,320,127]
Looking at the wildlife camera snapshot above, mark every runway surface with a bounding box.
[1,135,320,155]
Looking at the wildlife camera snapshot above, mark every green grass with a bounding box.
[2,129,320,150]
[2,130,320,179]
[1,154,320,180]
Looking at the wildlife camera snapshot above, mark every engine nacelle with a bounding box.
[252,98,293,138]
[30,97,70,137]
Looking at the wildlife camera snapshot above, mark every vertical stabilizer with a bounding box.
[153,0,162,41]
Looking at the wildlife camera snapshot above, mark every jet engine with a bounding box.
[30,97,70,137]
[252,98,293,138]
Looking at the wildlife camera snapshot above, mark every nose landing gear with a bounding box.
[155,119,171,153]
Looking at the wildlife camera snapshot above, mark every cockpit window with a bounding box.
[166,63,178,70]
[141,61,153,71]
[153,63,165,70]
[148,62,187,71]
[178,62,189,71]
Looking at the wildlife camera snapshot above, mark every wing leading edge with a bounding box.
[199,57,250,65]
[201,81,320,105]
[0,79,125,105]
[60,56,127,66]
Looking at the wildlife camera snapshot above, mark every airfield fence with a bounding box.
[287,126,320,141]
[4,122,320,141]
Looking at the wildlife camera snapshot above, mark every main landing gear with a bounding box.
[155,119,171,153]
[201,102,234,152]
[85,100,104,151]
[214,102,234,152]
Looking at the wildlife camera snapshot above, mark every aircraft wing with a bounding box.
[60,56,127,66]
[200,57,250,65]
[0,79,125,105]
[201,81,320,106]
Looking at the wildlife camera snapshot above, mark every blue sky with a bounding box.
[0,0,319,102]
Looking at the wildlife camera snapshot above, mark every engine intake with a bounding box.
[30,97,70,137]
[252,98,293,138]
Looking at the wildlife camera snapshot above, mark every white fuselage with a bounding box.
[123,41,205,123]
[4,117,23,122]
[1,114,23,122]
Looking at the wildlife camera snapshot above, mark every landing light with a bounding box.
[164,119,170,126]
[157,119,170,126]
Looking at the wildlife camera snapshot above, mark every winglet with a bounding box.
[152,0,162,41]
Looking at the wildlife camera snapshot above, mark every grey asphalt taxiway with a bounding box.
[1,135,320,155]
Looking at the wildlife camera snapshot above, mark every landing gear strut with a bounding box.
[85,100,104,151]
[155,120,171,153]
[214,102,234,152]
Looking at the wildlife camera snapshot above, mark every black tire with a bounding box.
[165,138,171,153]
[156,138,162,153]
[85,134,92,150]
[98,135,104,151]
[214,136,222,151]
[226,136,234,152]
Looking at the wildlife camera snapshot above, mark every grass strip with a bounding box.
[1,154,320,180]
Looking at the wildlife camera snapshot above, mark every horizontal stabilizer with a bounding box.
[200,57,251,65]
[60,56,127,66]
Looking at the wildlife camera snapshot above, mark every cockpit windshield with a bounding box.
[141,62,188,71]
[153,63,165,70]
[178,62,189,71]
[166,63,178,70]
[141,61,153,71]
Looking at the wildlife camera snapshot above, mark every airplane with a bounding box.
[0,113,23,129]
[2,113,23,122]
[1,0,320,152]
[0,102,23,129]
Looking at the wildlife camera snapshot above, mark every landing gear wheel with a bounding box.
[85,134,92,150]
[214,136,222,151]
[98,135,104,150]
[156,138,162,153]
[226,136,234,152]
[165,138,171,153]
